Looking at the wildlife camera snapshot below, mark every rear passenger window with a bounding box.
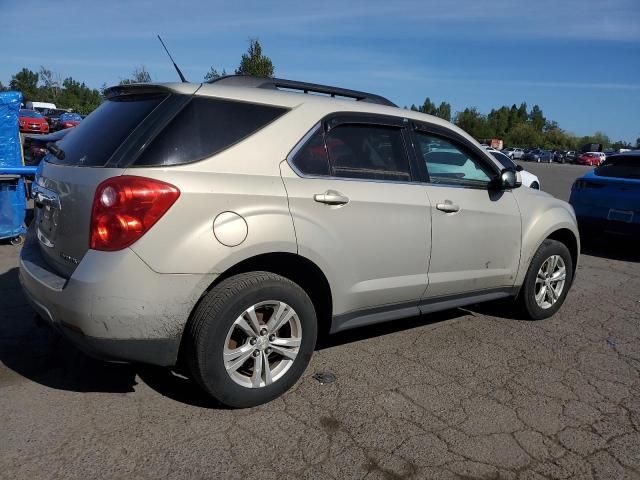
[325,125,411,182]
[290,129,331,176]
[135,98,287,166]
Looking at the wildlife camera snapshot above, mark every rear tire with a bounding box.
[185,272,317,408]
[519,239,573,320]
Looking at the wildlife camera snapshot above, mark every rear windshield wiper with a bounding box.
[45,142,65,160]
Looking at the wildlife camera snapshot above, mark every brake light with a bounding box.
[90,176,180,251]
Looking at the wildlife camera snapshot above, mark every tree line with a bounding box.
[1,37,636,150]
[409,98,636,151]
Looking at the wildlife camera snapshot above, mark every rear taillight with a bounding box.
[90,176,180,251]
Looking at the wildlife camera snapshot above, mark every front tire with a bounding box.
[519,239,573,320]
[186,272,317,408]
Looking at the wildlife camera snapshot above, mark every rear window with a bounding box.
[595,157,640,179]
[47,94,166,166]
[134,97,288,166]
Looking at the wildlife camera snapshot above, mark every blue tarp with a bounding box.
[0,91,28,241]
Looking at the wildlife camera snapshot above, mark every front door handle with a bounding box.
[436,201,460,213]
[314,190,349,206]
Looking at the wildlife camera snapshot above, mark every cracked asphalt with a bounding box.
[1,162,639,479]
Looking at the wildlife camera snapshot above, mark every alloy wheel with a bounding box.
[223,301,302,388]
[534,255,566,309]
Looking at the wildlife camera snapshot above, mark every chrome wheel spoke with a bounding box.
[244,305,262,335]
[270,344,298,360]
[263,355,274,385]
[235,317,257,338]
[225,344,255,372]
[267,302,295,333]
[551,267,566,282]
[251,352,263,387]
[271,337,301,348]
[535,285,547,304]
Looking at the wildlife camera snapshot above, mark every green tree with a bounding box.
[516,102,528,123]
[487,106,511,138]
[204,67,227,82]
[417,97,437,115]
[636,137,640,149]
[9,68,39,101]
[435,101,451,121]
[119,66,152,85]
[235,38,274,77]
[505,122,542,148]
[529,104,546,132]
[454,107,490,138]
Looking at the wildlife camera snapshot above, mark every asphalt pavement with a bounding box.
[1,162,639,479]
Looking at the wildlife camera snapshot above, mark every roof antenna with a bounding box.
[157,35,187,83]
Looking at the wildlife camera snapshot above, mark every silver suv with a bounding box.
[19,76,579,407]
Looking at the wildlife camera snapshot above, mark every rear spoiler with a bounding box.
[103,84,174,100]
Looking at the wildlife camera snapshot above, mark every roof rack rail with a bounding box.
[207,75,397,107]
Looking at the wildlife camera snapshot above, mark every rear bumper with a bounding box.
[575,214,640,237]
[18,228,215,366]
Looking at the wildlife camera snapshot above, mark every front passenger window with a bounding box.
[415,132,493,186]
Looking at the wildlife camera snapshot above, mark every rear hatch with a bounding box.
[33,84,195,277]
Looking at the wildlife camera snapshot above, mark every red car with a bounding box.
[56,112,82,130]
[576,152,604,167]
[18,109,49,134]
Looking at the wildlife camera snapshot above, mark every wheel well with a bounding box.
[546,228,578,275]
[178,253,333,366]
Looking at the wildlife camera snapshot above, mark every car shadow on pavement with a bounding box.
[317,308,467,350]
[580,236,640,263]
[0,265,228,408]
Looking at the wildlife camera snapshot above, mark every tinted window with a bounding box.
[325,124,410,182]
[415,132,493,186]
[136,98,287,166]
[48,94,166,166]
[60,113,82,121]
[595,156,640,179]
[291,129,330,176]
[20,110,42,118]
[491,151,516,170]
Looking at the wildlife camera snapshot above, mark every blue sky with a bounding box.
[2,0,639,142]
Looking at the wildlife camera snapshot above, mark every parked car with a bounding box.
[553,151,566,163]
[565,151,577,163]
[19,76,579,407]
[576,152,605,166]
[18,109,49,134]
[490,151,541,189]
[56,112,82,130]
[522,149,553,163]
[503,147,524,159]
[22,129,71,166]
[41,108,68,130]
[570,151,639,237]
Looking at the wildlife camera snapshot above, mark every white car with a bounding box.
[490,150,541,189]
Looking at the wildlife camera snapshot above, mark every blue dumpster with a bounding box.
[0,91,30,245]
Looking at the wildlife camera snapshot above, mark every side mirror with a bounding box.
[491,169,521,190]
[516,164,523,172]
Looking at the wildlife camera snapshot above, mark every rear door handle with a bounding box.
[314,190,349,206]
[436,201,460,213]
